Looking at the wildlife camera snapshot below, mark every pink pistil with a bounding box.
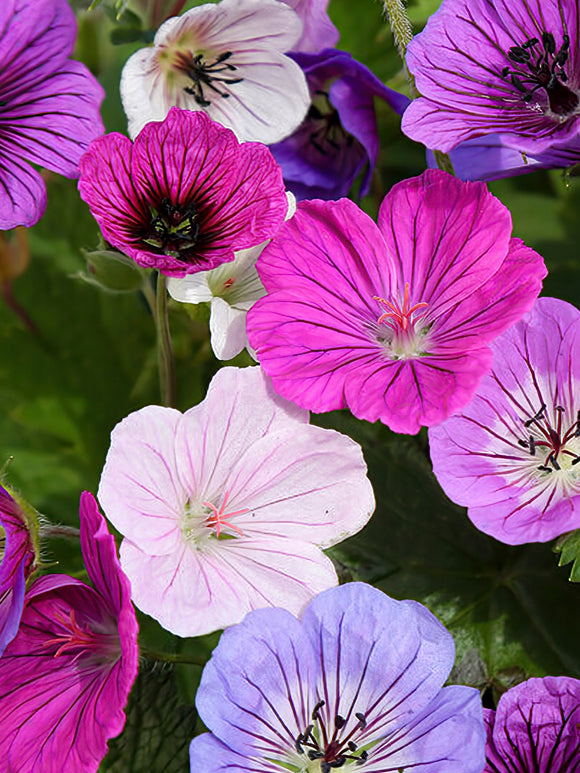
[374,282,428,333]
[203,491,248,538]
[43,609,118,662]
[223,277,235,289]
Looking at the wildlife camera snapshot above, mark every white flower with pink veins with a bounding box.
[120,0,311,142]
[97,366,375,637]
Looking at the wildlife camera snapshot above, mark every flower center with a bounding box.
[373,282,430,359]
[180,491,248,547]
[43,608,120,666]
[307,90,352,155]
[294,700,369,771]
[518,402,580,474]
[143,197,200,259]
[500,31,579,117]
[0,525,5,563]
[174,50,243,107]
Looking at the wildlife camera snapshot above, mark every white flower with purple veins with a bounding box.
[167,194,296,361]
[430,297,580,545]
[120,0,310,142]
[97,366,375,637]
[190,583,486,773]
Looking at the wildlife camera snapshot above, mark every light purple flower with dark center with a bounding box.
[78,108,288,278]
[0,492,139,773]
[0,0,104,229]
[485,677,580,772]
[246,169,547,435]
[189,582,486,772]
[0,484,35,656]
[402,0,580,158]
[269,49,409,201]
[429,297,580,545]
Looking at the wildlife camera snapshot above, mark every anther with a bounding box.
[537,465,552,473]
[355,712,367,729]
[312,700,325,721]
[335,715,346,729]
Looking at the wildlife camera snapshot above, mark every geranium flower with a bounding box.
[189,582,486,772]
[484,677,580,772]
[0,492,138,773]
[282,0,339,53]
[246,169,547,435]
[429,297,580,545]
[120,0,310,143]
[97,366,375,638]
[0,484,35,655]
[0,0,104,229]
[402,0,580,156]
[167,193,296,360]
[269,49,409,201]
[78,108,288,278]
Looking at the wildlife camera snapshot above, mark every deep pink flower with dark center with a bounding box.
[246,169,547,434]
[0,492,138,773]
[0,484,35,656]
[78,108,288,277]
[0,0,104,229]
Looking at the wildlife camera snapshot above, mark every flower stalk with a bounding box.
[155,272,176,409]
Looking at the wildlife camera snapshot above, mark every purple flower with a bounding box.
[429,297,580,545]
[402,0,580,158]
[78,108,288,277]
[189,582,486,772]
[0,0,104,229]
[0,485,35,655]
[246,169,547,435]
[269,49,410,201]
[0,492,139,773]
[282,0,339,53]
[97,366,375,638]
[485,677,580,772]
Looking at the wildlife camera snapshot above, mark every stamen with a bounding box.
[202,490,248,538]
[143,198,200,259]
[374,283,428,333]
[175,50,243,107]
[294,701,370,768]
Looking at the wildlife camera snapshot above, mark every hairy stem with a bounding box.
[155,272,176,408]
[141,646,206,666]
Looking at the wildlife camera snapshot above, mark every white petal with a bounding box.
[167,272,212,304]
[209,297,248,360]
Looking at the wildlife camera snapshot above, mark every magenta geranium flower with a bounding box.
[402,0,580,156]
[246,170,547,434]
[78,108,288,277]
[0,484,35,655]
[0,0,104,229]
[485,677,580,772]
[97,366,375,637]
[0,492,138,773]
[429,297,580,545]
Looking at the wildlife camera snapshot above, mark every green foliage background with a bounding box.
[1,0,579,769]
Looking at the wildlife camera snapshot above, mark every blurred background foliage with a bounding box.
[1,0,580,769]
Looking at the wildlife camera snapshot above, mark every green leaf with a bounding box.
[555,529,580,582]
[99,665,197,772]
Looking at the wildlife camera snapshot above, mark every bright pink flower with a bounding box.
[98,366,375,637]
[78,108,288,277]
[246,170,547,434]
[0,492,138,773]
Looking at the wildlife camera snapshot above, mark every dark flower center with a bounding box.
[143,198,200,260]
[295,700,369,770]
[518,402,580,473]
[307,90,352,155]
[500,32,579,116]
[174,50,243,107]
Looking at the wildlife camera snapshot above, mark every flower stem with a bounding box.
[140,646,206,666]
[40,523,81,540]
[433,149,456,175]
[382,0,413,59]
[154,272,176,408]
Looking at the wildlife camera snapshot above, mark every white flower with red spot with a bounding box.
[120,0,310,142]
[97,366,375,637]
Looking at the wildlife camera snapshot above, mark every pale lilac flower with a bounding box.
[269,49,410,201]
[429,297,580,545]
[485,677,580,772]
[167,193,296,360]
[0,0,104,229]
[402,0,580,157]
[246,169,547,435]
[0,492,138,773]
[120,0,310,143]
[189,582,486,772]
[97,366,375,638]
[0,485,35,655]
[78,108,287,278]
[282,0,339,53]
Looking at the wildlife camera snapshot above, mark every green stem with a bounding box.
[382,0,413,59]
[154,272,176,408]
[432,149,456,175]
[39,523,81,540]
[140,646,206,666]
